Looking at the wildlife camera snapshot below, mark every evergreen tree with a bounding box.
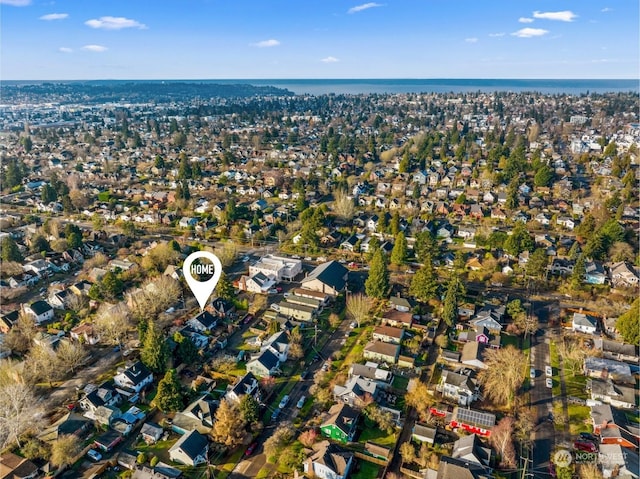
[504,222,533,257]
[67,232,83,250]
[570,255,586,290]
[215,272,234,301]
[390,232,408,266]
[390,211,401,236]
[30,235,50,254]
[414,231,437,262]
[154,369,184,412]
[365,249,390,299]
[616,298,639,346]
[525,248,548,279]
[366,236,381,261]
[442,277,460,327]
[100,271,124,300]
[239,395,260,424]
[141,321,168,374]
[1,236,23,262]
[409,257,438,303]
[41,184,58,203]
[173,332,199,365]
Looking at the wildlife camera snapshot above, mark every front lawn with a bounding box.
[567,404,591,435]
[135,436,179,464]
[392,375,410,392]
[352,460,381,479]
[358,426,398,448]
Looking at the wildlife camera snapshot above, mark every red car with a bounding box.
[245,442,258,456]
[574,440,597,453]
[275,286,283,293]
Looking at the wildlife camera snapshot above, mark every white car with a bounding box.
[297,396,306,408]
[279,395,290,409]
[546,378,553,389]
[545,366,553,377]
[283,292,291,298]
[87,449,102,461]
[270,304,281,312]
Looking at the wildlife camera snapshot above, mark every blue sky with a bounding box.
[1,0,638,80]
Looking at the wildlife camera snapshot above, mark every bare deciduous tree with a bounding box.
[211,400,247,447]
[556,337,587,376]
[94,302,132,348]
[25,343,62,387]
[477,346,526,410]
[405,380,433,422]
[0,361,42,448]
[56,340,88,374]
[346,293,372,328]
[263,423,295,459]
[399,441,416,464]
[333,189,355,222]
[489,416,517,468]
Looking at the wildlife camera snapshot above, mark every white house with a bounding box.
[572,312,598,335]
[249,255,302,282]
[24,300,54,324]
[168,430,209,467]
[113,361,154,395]
[303,441,354,479]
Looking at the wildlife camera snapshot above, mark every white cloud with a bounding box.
[321,56,339,63]
[85,16,147,30]
[58,47,73,53]
[489,32,505,37]
[512,28,549,38]
[40,13,68,20]
[251,39,280,48]
[348,2,383,14]
[533,10,577,22]
[518,17,534,23]
[601,7,612,13]
[82,44,108,52]
[465,37,478,43]
[0,0,31,6]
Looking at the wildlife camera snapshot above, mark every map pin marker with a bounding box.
[183,251,223,312]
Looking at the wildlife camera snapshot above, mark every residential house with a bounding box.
[186,311,218,333]
[48,288,74,309]
[225,372,260,404]
[348,363,393,387]
[70,323,100,345]
[449,406,496,438]
[24,300,54,324]
[436,456,492,479]
[240,272,277,294]
[113,361,154,396]
[333,375,379,407]
[438,369,479,406]
[0,453,39,479]
[303,441,354,479]
[172,395,218,435]
[584,356,634,384]
[320,403,359,443]
[599,444,639,478]
[39,411,93,442]
[260,331,290,363]
[587,378,637,409]
[168,430,209,466]
[451,434,492,471]
[363,341,400,365]
[572,312,598,335]
[412,423,436,444]
[585,260,607,285]
[590,404,639,449]
[460,342,487,369]
[140,422,164,445]
[593,338,639,364]
[80,382,121,416]
[246,349,281,378]
[381,310,413,329]
[389,296,412,312]
[608,261,639,288]
[372,325,404,344]
[178,217,198,228]
[301,261,349,296]
[277,301,316,321]
[0,310,19,334]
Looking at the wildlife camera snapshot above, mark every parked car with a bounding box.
[270,304,281,312]
[546,378,553,388]
[283,292,291,298]
[87,449,102,462]
[296,396,306,409]
[271,408,281,422]
[278,395,290,409]
[242,314,254,324]
[242,256,250,263]
[579,432,598,443]
[574,440,597,453]
[275,286,283,293]
[545,366,553,377]
[300,370,310,380]
[245,442,258,456]
[530,368,536,379]
[268,289,278,294]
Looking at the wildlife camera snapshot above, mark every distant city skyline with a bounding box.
[1,0,638,80]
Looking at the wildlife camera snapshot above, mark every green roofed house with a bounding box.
[320,403,359,444]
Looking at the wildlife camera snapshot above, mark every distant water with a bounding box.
[3,78,638,95]
[233,78,640,95]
